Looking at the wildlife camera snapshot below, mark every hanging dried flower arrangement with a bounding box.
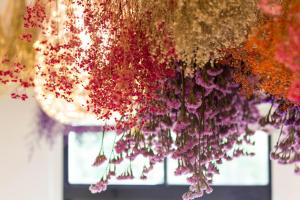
[90,62,260,199]
[1,0,300,200]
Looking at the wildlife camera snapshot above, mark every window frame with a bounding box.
[63,125,272,200]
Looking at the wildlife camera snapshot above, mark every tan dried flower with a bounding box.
[170,0,260,66]
[110,0,261,67]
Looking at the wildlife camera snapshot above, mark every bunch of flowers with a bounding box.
[234,0,300,103]
[168,0,260,67]
[274,1,300,103]
[0,0,261,125]
[29,0,176,125]
[83,0,261,68]
[89,62,260,200]
[82,0,175,122]
[259,97,300,173]
[224,19,292,99]
[2,0,300,199]
[258,0,282,15]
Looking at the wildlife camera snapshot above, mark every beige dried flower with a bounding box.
[116,0,261,67]
[170,0,260,66]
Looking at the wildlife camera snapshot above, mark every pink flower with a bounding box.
[89,180,108,193]
[173,121,189,133]
[195,74,214,90]
[206,186,213,194]
[140,174,147,180]
[186,101,201,113]
[115,140,127,154]
[258,0,282,16]
[92,154,107,167]
[117,174,134,180]
[166,99,181,110]
[206,68,223,76]
[174,166,189,176]
[110,156,123,164]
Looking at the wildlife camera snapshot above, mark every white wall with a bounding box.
[0,96,63,200]
[272,163,300,200]
[0,96,299,200]
[272,136,300,200]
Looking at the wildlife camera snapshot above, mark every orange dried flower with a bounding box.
[225,18,292,99]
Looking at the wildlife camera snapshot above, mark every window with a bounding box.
[63,124,271,200]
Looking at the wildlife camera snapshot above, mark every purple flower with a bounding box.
[195,72,215,89]
[166,99,181,110]
[173,120,190,133]
[206,68,223,76]
[88,62,261,200]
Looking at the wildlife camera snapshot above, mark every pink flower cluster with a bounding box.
[89,62,260,199]
[28,0,175,124]
[258,0,282,16]
[89,179,108,194]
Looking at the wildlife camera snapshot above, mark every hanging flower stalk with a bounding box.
[259,97,300,174]
[90,62,260,200]
[31,0,176,125]
[82,0,176,123]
